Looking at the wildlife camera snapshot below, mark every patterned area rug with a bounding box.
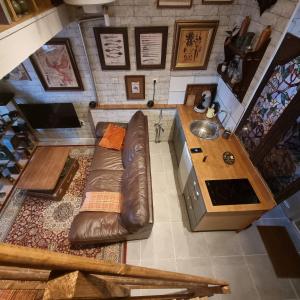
[0,146,125,263]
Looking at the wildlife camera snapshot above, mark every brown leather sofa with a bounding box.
[69,111,153,245]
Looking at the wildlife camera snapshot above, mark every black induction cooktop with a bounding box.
[205,178,260,206]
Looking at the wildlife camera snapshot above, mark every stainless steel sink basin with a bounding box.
[190,120,220,140]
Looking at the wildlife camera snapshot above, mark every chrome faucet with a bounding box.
[154,109,164,143]
[218,110,230,125]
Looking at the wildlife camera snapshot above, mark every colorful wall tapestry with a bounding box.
[238,56,300,155]
[260,118,300,197]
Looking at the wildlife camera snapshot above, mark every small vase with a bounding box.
[11,0,22,16]
[17,0,29,14]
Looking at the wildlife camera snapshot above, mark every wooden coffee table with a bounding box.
[17,147,70,191]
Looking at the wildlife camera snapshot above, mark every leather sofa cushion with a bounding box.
[90,147,124,171]
[68,212,128,244]
[85,169,123,193]
[122,111,146,168]
[95,122,127,138]
[121,153,149,233]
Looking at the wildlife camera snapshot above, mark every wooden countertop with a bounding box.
[177,105,276,213]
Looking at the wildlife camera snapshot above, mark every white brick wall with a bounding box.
[91,108,177,142]
[0,0,298,142]
[216,0,299,131]
[236,0,298,108]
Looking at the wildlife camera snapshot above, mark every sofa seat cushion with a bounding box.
[90,147,124,171]
[85,169,123,193]
[68,212,128,244]
[121,154,149,233]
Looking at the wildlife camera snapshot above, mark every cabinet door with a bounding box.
[173,113,185,165]
[183,167,206,230]
[188,168,206,222]
[183,183,197,229]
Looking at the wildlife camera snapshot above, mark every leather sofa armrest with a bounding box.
[95,122,128,138]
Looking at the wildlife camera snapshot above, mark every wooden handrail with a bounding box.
[0,243,230,299]
[0,243,228,286]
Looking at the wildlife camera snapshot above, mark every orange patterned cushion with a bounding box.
[99,123,126,151]
[80,191,122,213]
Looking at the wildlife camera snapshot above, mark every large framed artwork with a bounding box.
[125,75,145,100]
[171,20,219,70]
[157,0,193,8]
[30,38,83,91]
[94,27,130,70]
[202,0,233,4]
[135,26,168,70]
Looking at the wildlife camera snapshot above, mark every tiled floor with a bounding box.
[126,142,300,300]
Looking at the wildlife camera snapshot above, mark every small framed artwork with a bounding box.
[202,0,233,4]
[125,75,145,100]
[184,84,217,106]
[135,26,168,70]
[171,20,219,70]
[30,38,83,91]
[157,0,193,8]
[7,64,31,81]
[94,27,130,70]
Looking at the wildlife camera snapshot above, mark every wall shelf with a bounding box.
[217,38,271,103]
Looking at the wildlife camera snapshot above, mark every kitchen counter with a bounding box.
[176,105,276,230]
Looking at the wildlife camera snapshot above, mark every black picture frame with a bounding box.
[135,26,168,70]
[30,38,84,91]
[94,27,130,71]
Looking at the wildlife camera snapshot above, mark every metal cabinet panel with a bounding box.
[173,113,185,165]
[188,168,206,223]
[184,167,206,230]
[178,142,193,192]
[183,184,197,228]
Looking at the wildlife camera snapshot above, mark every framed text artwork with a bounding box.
[94,27,130,70]
[125,75,145,100]
[30,38,83,91]
[171,20,219,70]
[157,0,193,8]
[135,26,168,69]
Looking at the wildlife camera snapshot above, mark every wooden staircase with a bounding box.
[0,243,230,299]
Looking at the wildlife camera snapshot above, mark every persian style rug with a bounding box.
[0,146,125,263]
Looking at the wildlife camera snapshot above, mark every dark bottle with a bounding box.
[11,0,22,16]
[17,0,29,14]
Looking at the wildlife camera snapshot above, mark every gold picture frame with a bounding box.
[171,20,219,70]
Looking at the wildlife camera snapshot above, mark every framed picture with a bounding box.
[125,75,145,100]
[202,0,233,4]
[157,0,193,8]
[94,27,130,70]
[171,20,219,70]
[184,84,217,106]
[7,64,31,81]
[135,26,168,70]
[30,38,83,91]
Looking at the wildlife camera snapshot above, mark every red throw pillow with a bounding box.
[99,123,126,151]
